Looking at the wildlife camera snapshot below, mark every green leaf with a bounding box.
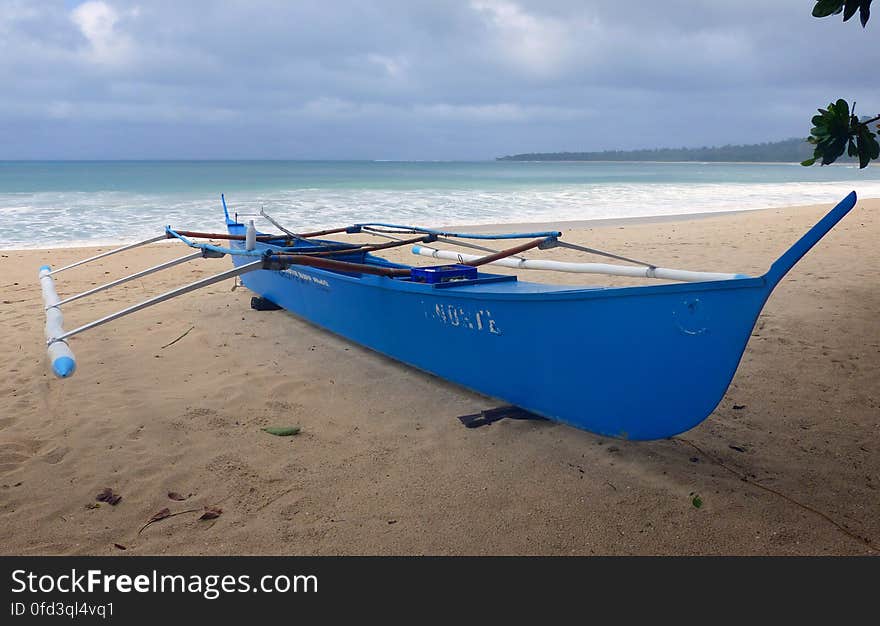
[856,127,880,168]
[262,426,301,436]
[813,0,845,17]
[855,123,880,169]
[821,137,847,164]
[692,495,703,508]
[811,0,872,23]
[804,99,880,167]
[867,132,880,158]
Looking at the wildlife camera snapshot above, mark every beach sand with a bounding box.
[1,199,878,555]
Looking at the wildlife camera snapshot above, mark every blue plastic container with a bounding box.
[410,264,479,284]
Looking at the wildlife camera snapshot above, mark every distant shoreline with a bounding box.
[494,160,879,168]
[495,137,832,164]
[496,160,806,165]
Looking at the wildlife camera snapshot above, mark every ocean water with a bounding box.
[1,160,879,249]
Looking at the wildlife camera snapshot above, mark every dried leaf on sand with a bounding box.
[96,487,122,506]
[199,506,223,520]
[138,507,172,535]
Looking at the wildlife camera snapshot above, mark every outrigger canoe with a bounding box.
[39,191,858,440]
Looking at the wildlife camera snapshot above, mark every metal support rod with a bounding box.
[46,235,167,276]
[49,260,263,344]
[258,208,338,248]
[259,207,299,239]
[51,252,204,309]
[553,240,656,268]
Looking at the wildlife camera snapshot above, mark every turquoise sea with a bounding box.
[1,160,879,249]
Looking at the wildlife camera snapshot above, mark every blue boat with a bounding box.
[40,192,858,440]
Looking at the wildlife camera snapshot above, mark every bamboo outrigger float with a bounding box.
[39,191,858,439]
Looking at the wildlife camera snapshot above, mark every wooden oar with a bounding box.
[463,238,550,267]
[297,226,355,238]
[271,254,411,277]
[269,237,551,278]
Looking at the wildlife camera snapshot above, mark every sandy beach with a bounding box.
[1,198,878,556]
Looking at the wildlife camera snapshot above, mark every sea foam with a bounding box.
[2,171,879,249]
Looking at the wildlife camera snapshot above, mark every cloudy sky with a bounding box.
[1,0,878,159]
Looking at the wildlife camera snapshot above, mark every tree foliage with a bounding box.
[812,0,871,26]
[805,1,877,167]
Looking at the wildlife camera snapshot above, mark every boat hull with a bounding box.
[229,249,766,440]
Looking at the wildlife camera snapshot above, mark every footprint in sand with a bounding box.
[41,446,70,465]
[0,450,29,474]
[0,439,43,474]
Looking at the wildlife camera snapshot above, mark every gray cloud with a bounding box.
[1,0,878,159]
